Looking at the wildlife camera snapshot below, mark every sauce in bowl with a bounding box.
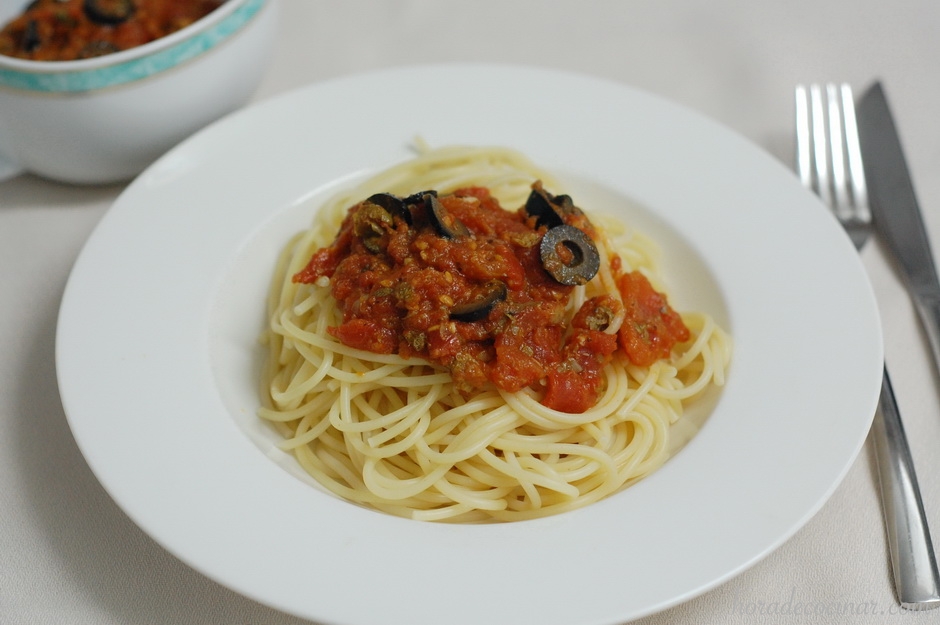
[0,0,225,60]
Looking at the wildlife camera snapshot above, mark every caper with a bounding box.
[365,192,412,225]
[353,203,393,253]
[77,40,120,58]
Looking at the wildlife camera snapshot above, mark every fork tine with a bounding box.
[795,84,812,189]
[840,84,871,218]
[810,84,833,208]
[827,84,850,216]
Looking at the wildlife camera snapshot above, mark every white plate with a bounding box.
[56,64,882,625]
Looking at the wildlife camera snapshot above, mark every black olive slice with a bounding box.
[83,0,135,25]
[553,194,577,213]
[524,183,585,229]
[450,280,508,322]
[427,193,470,239]
[22,19,40,52]
[525,185,563,229]
[365,192,412,225]
[539,225,600,286]
[404,189,437,205]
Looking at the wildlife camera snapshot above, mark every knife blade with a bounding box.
[856,81,940,378]
[855,82,940,609]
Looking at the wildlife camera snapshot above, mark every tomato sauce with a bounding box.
[617,270,690,366]
[295,186,689,413]
[0,0,224,61]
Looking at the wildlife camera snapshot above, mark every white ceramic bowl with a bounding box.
[0,0,278,184]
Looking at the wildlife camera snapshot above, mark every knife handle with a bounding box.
[872,366,940,610]
[912,294,940,383]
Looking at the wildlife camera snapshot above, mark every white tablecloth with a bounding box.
[3,1,940,623]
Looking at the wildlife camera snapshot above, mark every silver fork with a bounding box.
[796,83,940,610]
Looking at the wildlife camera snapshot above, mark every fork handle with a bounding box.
[872,366,940,610]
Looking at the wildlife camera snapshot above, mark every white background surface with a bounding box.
[2,1,940,624]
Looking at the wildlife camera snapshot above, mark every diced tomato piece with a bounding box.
[330,319,397,354]
[617,271,690,366]
[543,370,597,413]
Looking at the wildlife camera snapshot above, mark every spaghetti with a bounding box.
[259,145,731,522]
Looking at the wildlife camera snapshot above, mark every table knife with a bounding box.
[855,80,940,609]
[856,82,940,378]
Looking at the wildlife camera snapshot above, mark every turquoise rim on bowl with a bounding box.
[0,0,265,93]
